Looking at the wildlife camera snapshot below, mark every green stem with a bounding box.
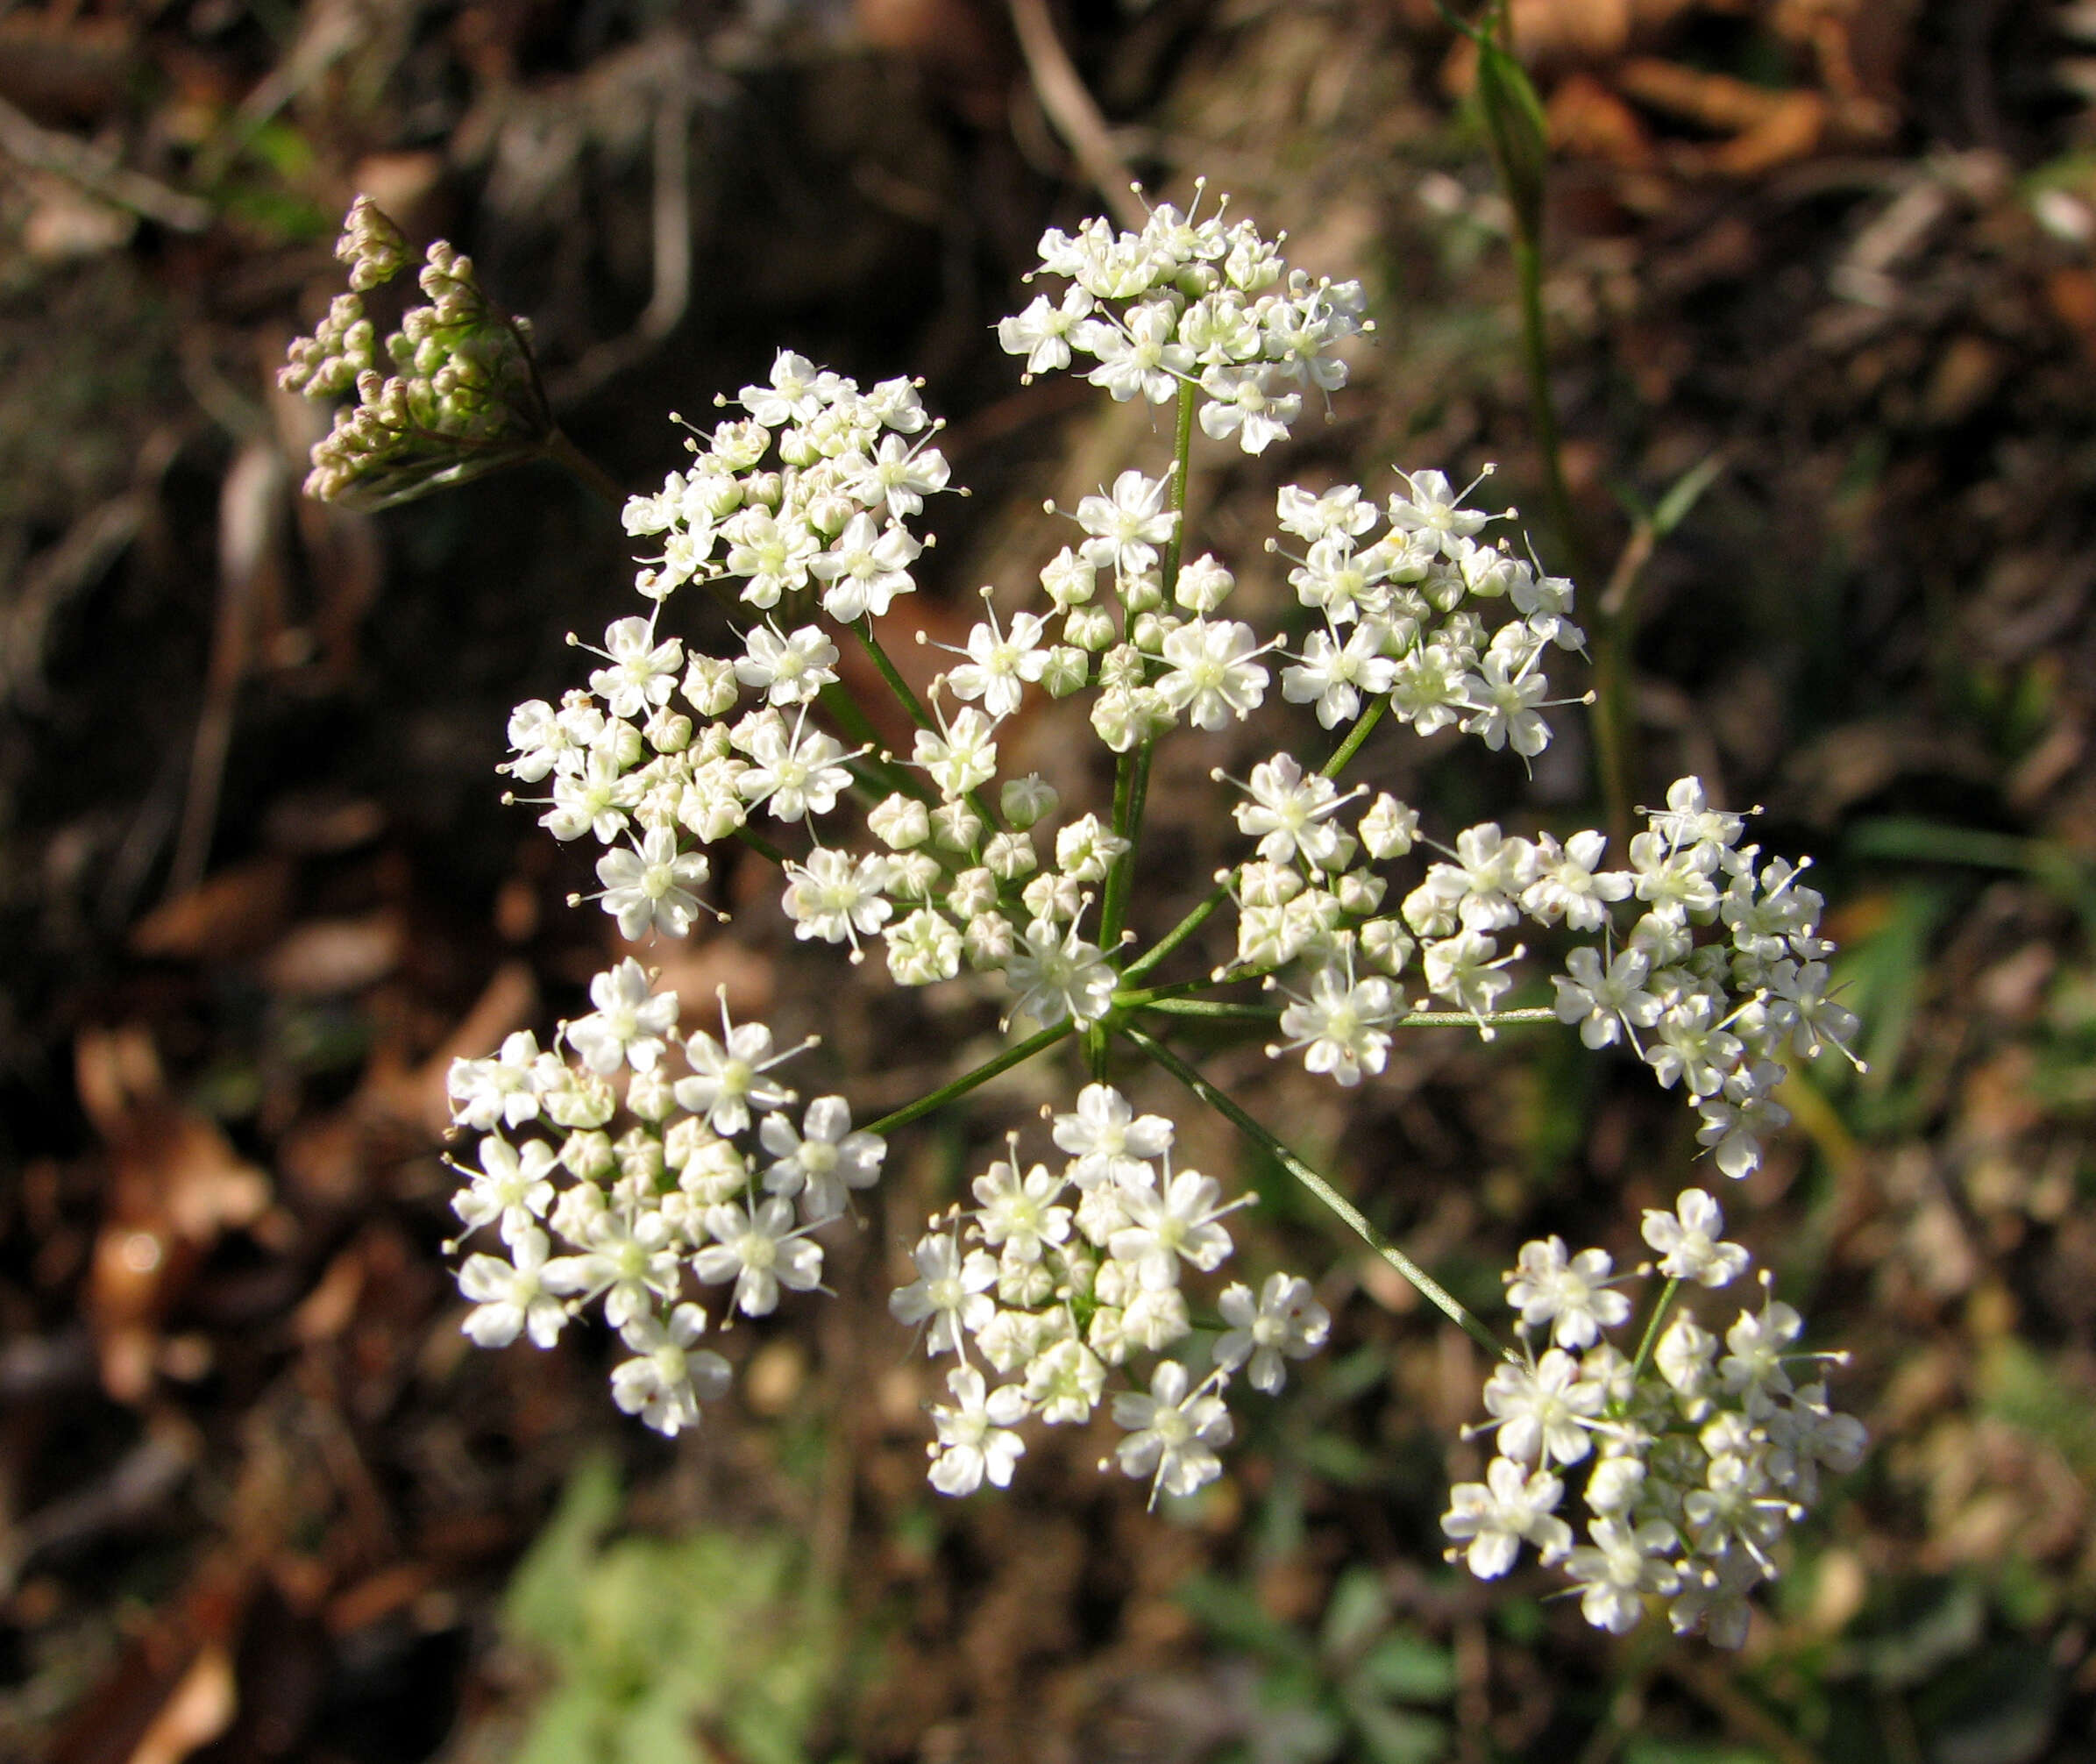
[1121,878,1229,984]
[854,622,934,730]
[1097,738,1153,955]
[1512,238,1586,587]
[734,826,788,866]
[1512,231,1628,845]
[1394,1006,1558,1028]
[543,427,624,510]
[1122,1026,1513,1362]
[855,620,1005,836]
[864,1020,1076,1138]
[1136,999,1279,1022]
[1159,380,1197,602]
[819,682,933,805]
[1321,693,1389,780]
[1625,1275,1682,1393]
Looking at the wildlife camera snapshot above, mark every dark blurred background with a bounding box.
[3,2,2095,1760]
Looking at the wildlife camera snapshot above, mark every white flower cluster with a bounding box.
[997,185,1369,454]
[443,959,885,1435]
[1233,773,1858,1183]
[889,1084,1329,1502]
[1441,1189,1865,1647]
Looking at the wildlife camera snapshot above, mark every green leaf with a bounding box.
[1473,26,1550,245]
[1318,1567,1389,1660]
[1352,1633,1456,1705]
[504,1453,622,1657]
[1914,1642,2061,1764]
[1348,1699,1449,1764]
[1651,452,1727,537]
[1622,1744,1772,1764]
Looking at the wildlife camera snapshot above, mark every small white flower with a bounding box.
[809,511,921,622]
[451,1134,558,1244]
[1231,752,1350,871]
[1196,362,1302,454]
[735,622,838,706]
[885,907,963,986]
[1052,1084,1174,1189]
[543,1209,682,1330]
[890,1229,998,1355]
[734,711,855,822]
[759,1095,885,1221]
[1641,1189,1751,1287]
[1004,915,1118,1028]
[998,285,1095,377]
[458,1227,565,1348]
[693,1196,824,1317]
[564,958,680,1076]
[1503,1238,1631,1350]
[673,998,804,1135]
[970,1156,1072,1263]
[595,828,711,941]
[1270,957,1402,1087]
[1282,623,1396,729]
[448,1030,549,1130]
[1481,1347,1604,1465]
[1112,1361,1233,1505]
[943,603,1049,719]
[927,1366,1028,1495]
[1214,1273,1330,1393]
[1078,301,1194,404]
[587,616,684,719]
[1564,1517,1680,1634]
[913,706,1000,801]
[782,848,893,956]
[1387,468,1493,557]
[844,430,950,520]
[1023,1336,1106,1425]
[610,1304,730,1436]
[1441,1456,1572,1578]
[1075,467,1178,580]
[1107,1165,1239,1291]
[1552,946,1662,1049]
[1156,618,1271,729]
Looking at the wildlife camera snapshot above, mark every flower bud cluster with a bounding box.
[281,201,551,508]
[442,959,886,1435]
[1232,773,1857,1183]
[998,182,1369,454]
[1441,1189,1865,1647]
[888,1083,1328,1502]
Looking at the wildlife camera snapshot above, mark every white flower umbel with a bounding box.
[354,179,1861,1551]
[886,1089,1324,1499]
[442,971,872,1437]
[1445,1226,1864,1646]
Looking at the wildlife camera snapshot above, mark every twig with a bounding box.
[546,57,697,407]
[1006,0,1146,231]
[0,93,211,232]
[0,491,146,710]
[170,441,286,899]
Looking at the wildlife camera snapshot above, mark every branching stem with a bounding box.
[1123,1026,1513,1362]
[865,1020,1076,1138]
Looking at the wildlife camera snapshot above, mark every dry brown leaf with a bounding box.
[637,933,776,1022]
[128,857,294,962]
[1546,71,1656,168]
[368,958,537,1140]
[1509,0,1633,64]
[124,1644,236,1764]
[260,912,404,997]
[77,1027,273,1401]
